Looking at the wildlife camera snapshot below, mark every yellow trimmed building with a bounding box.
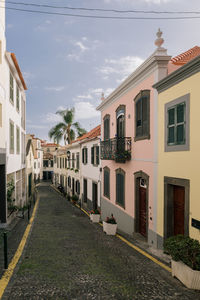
[154,54,200,248]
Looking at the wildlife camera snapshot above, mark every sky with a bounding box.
[4,0,200,142]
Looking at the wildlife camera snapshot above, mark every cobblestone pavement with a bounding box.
[3,183,200,300]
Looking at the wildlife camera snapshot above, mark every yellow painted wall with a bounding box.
[157,71,200,242]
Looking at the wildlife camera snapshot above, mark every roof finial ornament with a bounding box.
[101,92,105,101]
[155,28,164,49]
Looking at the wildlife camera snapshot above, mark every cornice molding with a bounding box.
[154,55,200,93]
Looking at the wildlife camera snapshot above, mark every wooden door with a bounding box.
[139,186,147,237]
[92,183,98,210]
[173,186,185,235]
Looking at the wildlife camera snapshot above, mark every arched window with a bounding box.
[134,90,150,141]
[116,105,125,138]
[116,168,125,208]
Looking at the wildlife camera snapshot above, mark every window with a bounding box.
[76,180,80,194]
[57,157,59,168]
[43,160,48,167]
[82,148,88,164]
[72,153,75,168]
[116,105,125,138]
[68,176,71,188]
[9,120,14,153]
[65,158,67,169]
[134,90,150,141]
[54,156,56,163]
[16,86,20,112]
[104,167,110,199]
[165,94,190,152]
[91,145,99,166]
[16,126,20,154]
[47,148,50,152]
[51,160,53,167]
[10,72,14,104]
[21,98,25,130]
[34,162,36,169]
[60,157,62,169]
[103,114,110,140]
[38,151,40,158]
[116,168,125,208]
[0,103,2,127]
[38,162,40,168]
[76,153,79,169]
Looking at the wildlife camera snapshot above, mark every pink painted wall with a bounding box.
[102,73,156,231]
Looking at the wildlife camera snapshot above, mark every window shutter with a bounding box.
[86,148,88,164]
[78,181,80,194]
[116,173,124,206]
[136,99,142,137]
[142,97,148,136]
[104,169,110,198]
[82,148,84,163]
[96,146,99,165]
[104,118,110,140]
[91,147,94,164]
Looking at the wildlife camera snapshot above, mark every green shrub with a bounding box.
[71,195,79,202]
[67,194,71,201]
[164,235,200,270]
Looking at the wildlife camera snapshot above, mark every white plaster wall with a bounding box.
[80,137,101,207]
[0,1,6,149]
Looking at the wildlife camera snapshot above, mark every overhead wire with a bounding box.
[1,0,200,15]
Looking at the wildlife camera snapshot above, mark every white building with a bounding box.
[0,1,27,224]
[79,125,101,210]
[41,142,58,181]
[27,135,43,183]
[26,136,34,201]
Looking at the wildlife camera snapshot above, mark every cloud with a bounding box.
[75,41,88,52]
[44,86,65,92]
[42,112,62,124]
[74,102,101,120]
[27,124,48,129]
[98,55,144,83]
[74,87,114,103]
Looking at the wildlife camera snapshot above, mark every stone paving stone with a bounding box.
[3,183,200,300]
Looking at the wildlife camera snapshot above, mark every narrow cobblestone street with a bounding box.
[2,183,200,300]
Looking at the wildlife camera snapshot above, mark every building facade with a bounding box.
[154,54,200,247]
[41,142,58,181]
[97,31,172,246]
[26,136,34,201]
[0,1,27,224]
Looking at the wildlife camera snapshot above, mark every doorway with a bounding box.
[164,177,189,239]
[139,185,147,237]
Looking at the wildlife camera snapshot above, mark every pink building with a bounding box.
[97,30,200,247]
[97,30,172,247]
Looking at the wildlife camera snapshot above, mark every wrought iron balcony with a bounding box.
[100,137,132,163]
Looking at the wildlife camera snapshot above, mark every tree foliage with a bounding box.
[48,108,87,144]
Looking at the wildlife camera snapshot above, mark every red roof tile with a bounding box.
[73,125,101,143]
[171,46,200,65]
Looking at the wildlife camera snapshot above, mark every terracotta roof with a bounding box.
[171,46,200,65]
[73,125,101,143]
[11,53,27,90]
[41,143,58,147]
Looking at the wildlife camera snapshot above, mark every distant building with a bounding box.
[26,136,35,201]
[41,142,58,181]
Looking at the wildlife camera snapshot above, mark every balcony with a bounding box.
[100,137,132,163]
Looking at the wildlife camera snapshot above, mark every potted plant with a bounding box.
[103,214,117,235]
[164,235,200,289]
[75,169,79,173]
[90,209,100,223]
[71,194,79,205]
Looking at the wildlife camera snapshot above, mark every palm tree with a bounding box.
[48,108,87,144]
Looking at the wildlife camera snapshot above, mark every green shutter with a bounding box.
[177,104,184,123]
[142,97,148,136]
[82,148,84,163]
[116,173,124,206]
[168,108,175,125]
[136,99,142,137]
[91,147,94,164]
[96,146,99,165]
[177,124,184,144]
[86,148,88,164]
[104,169,110,198]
